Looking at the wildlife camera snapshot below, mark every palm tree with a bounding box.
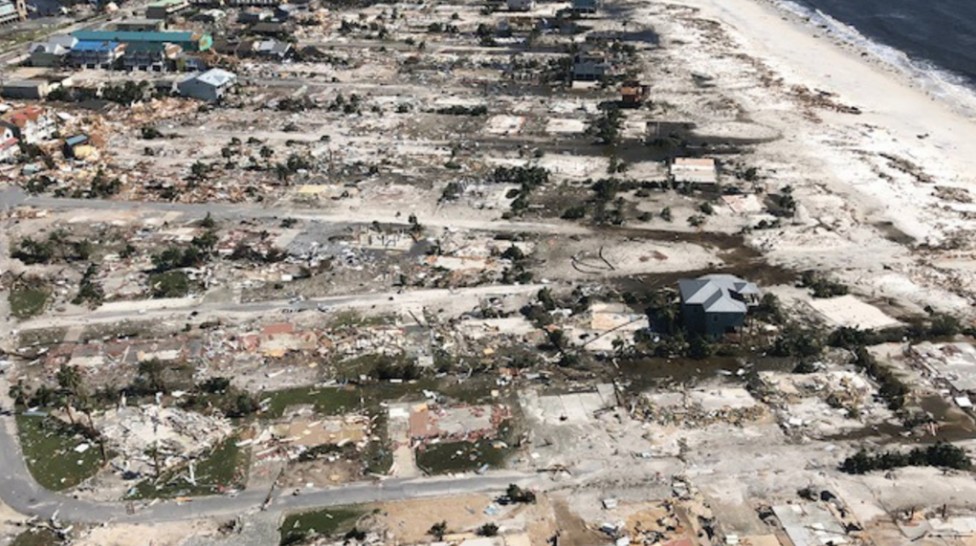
[56,364,82,425]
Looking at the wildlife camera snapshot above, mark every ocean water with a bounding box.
[775,0,976,112]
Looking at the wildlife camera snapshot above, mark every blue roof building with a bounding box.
[67,40,127,69]
[71,29,212,52]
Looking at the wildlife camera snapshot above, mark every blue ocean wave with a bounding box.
[771,0,976,116]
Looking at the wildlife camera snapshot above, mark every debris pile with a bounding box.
[98,404,233,476]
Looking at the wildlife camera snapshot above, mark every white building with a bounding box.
[177,68,237,102]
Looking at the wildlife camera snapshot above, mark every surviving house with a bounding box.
[145,0,189,19]
[0,106,56,144]
[1,80,50,100]
[67,40,127,69]
[28,35,78,67]
[177,68,236,102]
[670,157,718,186]
[123,42,182,71]
[678,274,760,339]
[0,0,26,25]
[572,48,611,81]
[570,0,599,14]
[72,29,213,52]
[506,0,534,11]
[253,39,291,59]
[63,134,91,159]
[620,80,650,107]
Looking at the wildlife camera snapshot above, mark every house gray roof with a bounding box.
[30,35,78,55]
[255,39,290,55]
[190,68,237,88]
[679,274,758,314]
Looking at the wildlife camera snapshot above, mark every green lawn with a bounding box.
[416,420,517,475]
[148,270,191,298]
[279,506,365,545]
[127,435,249,499]
[416,438,512,475]
[9,288,49,319]
[262,386,365,419]
[10,528,60,546]
[17,415,104,491]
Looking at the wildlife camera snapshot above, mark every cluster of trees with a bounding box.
[841,442,971,474]
[371,358,422,381]
[799,270,849,299]
[151,215,220,273]
[491,166,550,216]
[434,104,488,116]
[769,323,824,359]
[180,375,260,419]
[499,243,534,284]
[274,153,316,182]
[767,185,797,217]
[12,230,92,264]
[72,263,105,308]
[588,104,623,145]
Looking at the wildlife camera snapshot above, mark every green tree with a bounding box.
[56,364,84,425]
[478,523,499,537]
[428,521,447,541]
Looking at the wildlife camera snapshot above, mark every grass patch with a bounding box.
[329,311,396,329]
[416,420,517,475]
[10,528,61,546]
[262,386,366,419]
[17,415,104,491]
[17,327,67,349]
[9,287,49,319]
[126,435,248,499]
[148,270,191,298]
[280,506,365,545]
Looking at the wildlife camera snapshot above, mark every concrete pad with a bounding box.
[807,295,900,329]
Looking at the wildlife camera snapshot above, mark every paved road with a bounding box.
[0,406,538,525]
[0,187,589,235]
[12,284,545,330]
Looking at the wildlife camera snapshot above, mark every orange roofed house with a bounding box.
[0,106,56,145]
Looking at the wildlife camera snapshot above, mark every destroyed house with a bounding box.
[678,274,759,339]
[0,106,56,144]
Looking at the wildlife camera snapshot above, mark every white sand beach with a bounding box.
[631,0,976,314]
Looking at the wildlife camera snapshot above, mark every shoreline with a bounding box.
[662,0,976,224]
[754,0,976,120]
[639,0,976,312]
